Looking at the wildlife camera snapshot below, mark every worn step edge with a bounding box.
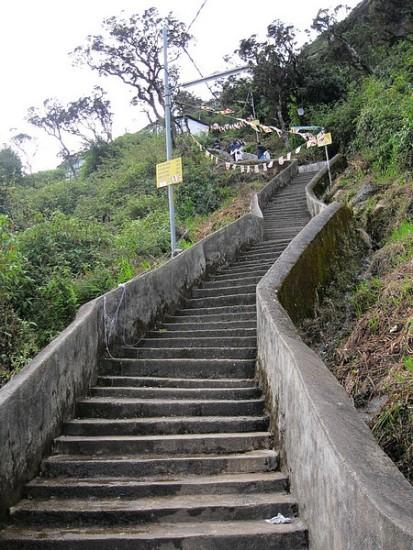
[0,520,308,550]
[25,471,288,498]
[63,415,270,436]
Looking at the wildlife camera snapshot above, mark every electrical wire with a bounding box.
[187,0,209,32]
[182,46,220,100]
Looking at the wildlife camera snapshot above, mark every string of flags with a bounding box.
[200,104,313,139]
[189,134,320,173]
[187,104,333,172]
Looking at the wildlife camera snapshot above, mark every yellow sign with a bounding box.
[317,132,333,147]
[156,158,183,188]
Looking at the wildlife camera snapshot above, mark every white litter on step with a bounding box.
[265,513,292,525]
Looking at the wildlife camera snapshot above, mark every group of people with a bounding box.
[212,138,271,162]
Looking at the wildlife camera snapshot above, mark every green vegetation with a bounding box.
[0,130,267,385]
[1,0,412,480]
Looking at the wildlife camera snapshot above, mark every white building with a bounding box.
[175,116,209,135]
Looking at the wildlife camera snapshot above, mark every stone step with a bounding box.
[90,386,261,399]
[265,195,305,202]
[263,224,304,231]
[183,293,256,309]
[99,358,256,378]
[0,520,308,550]
[246,238,291,249]
[137,336,257,348]
[97,376,256,389]
[192,284,256,298]
[264,231,302,239]
[202,276,261,289]
[237,251,280,262]
[63,415,270,436]
[214,266,271,278]
[264,203,307,211]
[264,216,309,222]
[225,262,273,273]
[115,346,256,360]
[41,449,279,477]
[53,432,272,456]
[165,312,256,324]
[148,328,256,338]
[259,237,291,245]
[245,245,286,254]
[230,258,273,268]
[11,492,296,527]
[212,268,269,281]
[172,304,256,317]
[76,397,265,418]
[2,518,307,549]
[25,471,287,499]
[264,202,307,209]
[161,319,256,330]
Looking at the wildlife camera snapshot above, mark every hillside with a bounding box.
[0,130,276,386]
[298,38,413,481]
[0,0,412,482]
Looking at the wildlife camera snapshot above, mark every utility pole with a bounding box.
[249,91,260,145]
[163,21,177,257]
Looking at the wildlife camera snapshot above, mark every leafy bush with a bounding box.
[17,212,111,281]
[115,209,171,259]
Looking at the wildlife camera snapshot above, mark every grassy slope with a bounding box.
[0,130,276,386]
[325,162,413,482]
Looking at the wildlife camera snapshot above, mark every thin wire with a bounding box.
[187,0,209,32]
[182,46,219,99]
[172,0,209,63]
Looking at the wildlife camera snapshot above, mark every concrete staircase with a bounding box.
[0,171,315,549]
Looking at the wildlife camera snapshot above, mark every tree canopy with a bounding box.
[27,87,113,176]
[0,147,22,186]
[72,8,191,122]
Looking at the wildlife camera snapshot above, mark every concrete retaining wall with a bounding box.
[306,154,346,216]
[0,163,295,518]
[257,160,298,211]
[298,160,327,173]
[257,168,413,548]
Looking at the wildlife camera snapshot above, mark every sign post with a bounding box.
[162,22,177,257]
[317,132,333,186]
[156,158,183,188]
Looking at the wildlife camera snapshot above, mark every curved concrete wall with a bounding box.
[306,154,346,216]
[257,169,413,548]
[0,163,296,518]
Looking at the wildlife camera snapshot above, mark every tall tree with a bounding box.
[0,147,23,186]
[236,20,300,137]
[10,132,38,175]
[64,86,113,145]
[72,8,191,122]
[0,147,22,214]
[27,88,113,177]
[311,5,374,75]
[27,99,77,176]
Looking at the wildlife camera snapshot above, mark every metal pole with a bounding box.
[325,144,333,187]
[250,91,259,144]
[163,22,177,257]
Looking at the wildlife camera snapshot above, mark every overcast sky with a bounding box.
[0,0,361,171]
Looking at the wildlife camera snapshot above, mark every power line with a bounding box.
[182,46,219,100]
[187,0,209,32]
